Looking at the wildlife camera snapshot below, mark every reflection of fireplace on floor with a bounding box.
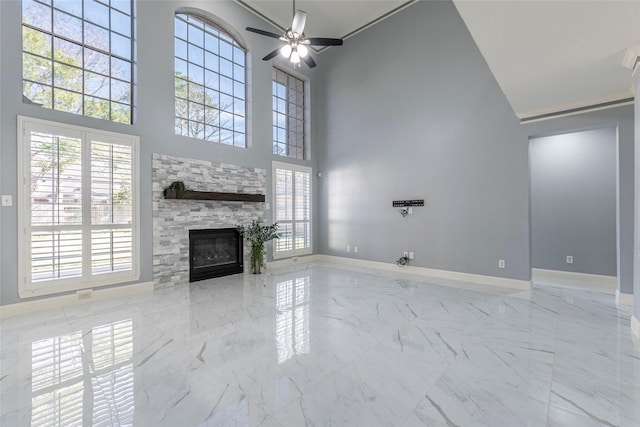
[189,228,243,281]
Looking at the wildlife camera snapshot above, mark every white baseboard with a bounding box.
[0,281,154,319]
[615,289,634,306]
[307,255,531,291]
[266,254,321,270]
[532,268,617,294]
[632,315,640,340]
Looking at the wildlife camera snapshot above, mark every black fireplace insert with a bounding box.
[189,228,243,282]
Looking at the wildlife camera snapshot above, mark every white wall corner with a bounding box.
[632,315,640,340]
[622,44,640,70]
[615,289,634,306]
[623,44,640,84]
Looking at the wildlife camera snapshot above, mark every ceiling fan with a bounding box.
[245,0,343,68]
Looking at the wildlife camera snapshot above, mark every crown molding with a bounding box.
[519,95,634,124]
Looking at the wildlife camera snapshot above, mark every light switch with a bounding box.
[1,195,12,206]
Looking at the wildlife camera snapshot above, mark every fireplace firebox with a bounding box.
[189,228,243,282]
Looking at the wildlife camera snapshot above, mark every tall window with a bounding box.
[273,162,312,258]
[272,68,306,159]
[18,116,139,297]
[21,0,134,124]
[174,12,246,147]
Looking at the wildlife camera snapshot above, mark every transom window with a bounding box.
[21,0,134,124]
[18,116,140,297]
[174,13,246,147]
[273,68,306,160]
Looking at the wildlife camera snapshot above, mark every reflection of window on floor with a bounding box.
[276,276,310,363]
[30,319,134,426]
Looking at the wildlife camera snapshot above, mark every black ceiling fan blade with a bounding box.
[306,38,343,46]
[302,54,316,68]
[246,27,282,39]
[262,48,281,61]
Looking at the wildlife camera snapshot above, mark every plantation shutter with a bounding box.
[19,117,139,297]
[273,162,312,258]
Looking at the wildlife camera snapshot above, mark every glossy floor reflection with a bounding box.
[2,263,639,426]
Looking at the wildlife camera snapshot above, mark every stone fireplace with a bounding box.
[152,153,266,287]
[189,228,243,281]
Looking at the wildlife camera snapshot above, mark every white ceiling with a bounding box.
[238,0,640,120]
[452,0,640,119]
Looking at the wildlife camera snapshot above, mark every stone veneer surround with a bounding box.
[152,153,266,287]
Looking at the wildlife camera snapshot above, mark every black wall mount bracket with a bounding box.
[392,200,424,207]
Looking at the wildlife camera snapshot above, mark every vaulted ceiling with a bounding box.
[237,0,640,120]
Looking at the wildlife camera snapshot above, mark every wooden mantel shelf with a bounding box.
[163,189,265,202]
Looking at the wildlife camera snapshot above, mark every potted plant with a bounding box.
[237,220,279,274]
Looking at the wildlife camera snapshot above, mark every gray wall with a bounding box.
[530,127,617,276]
[316,0,531,281]
[634,71,640,320]
[0,0,319,306]
[0,0,3,305]
[522,105,634,294]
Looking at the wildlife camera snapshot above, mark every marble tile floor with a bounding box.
[1,262,639,426]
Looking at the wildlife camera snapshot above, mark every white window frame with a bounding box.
[272,161,312,259]
[17,116,140,297]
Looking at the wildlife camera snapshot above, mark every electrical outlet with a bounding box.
[354,246,358,253]
[409,252,414,260]
[347,245,351,252]
[77,289,92,300]
[408,207,413,215]
[1,195,12,206]
[566,255,573,264]
[403,251,408,258]
[265,202,270,209]
[498,259,505,269]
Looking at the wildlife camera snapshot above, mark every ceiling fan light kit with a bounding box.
[246,0,343,68]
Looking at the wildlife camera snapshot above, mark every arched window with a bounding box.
[174,13,246,147]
